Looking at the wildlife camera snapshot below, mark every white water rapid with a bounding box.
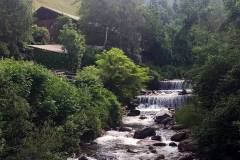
[75,80,193,160]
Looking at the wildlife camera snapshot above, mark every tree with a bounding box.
[142,0,177,66]
[96,48,150,104]
[0,0,32,58]
[32,25,50,45]
[79,0,146,62]
[52,16,75,42]
[59,26,86,71]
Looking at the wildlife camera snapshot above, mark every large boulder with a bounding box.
[126,100,139,110]
[127,109,140,116]
[154,113,171,124]
[171,132,187,142]
[169,142,178,147]
[155,154,165,160]
[161,117,174,126]
[178,139,198,152]
[133,127,156,139]
[171,124,186,130]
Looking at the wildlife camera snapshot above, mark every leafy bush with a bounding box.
[197,94,240,159]
[52,16,75,42]
[195,56,232,109]
[32,25,50,45]
[0,43,10,58]
[96,48,150,104]
[192,57,240,159]
[33,49,72,70]
[75,66,122,128]
[81,47,98,67]
[0,59,122,159]
[176,101,205,128]
[59,26,86,71]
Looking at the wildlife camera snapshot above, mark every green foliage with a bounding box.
[96,48,150,104]
[0,59,122,159]
[79,0,146,60]
[52,16,75,42]
[75,66,102,88]
[31,25,50,45]
[0,0,32,58]
[176,102,205,128]
[59,26,86,71]
[75,66,122,128]
[197,94,240,159]
[33,49,73,70]
[81,47,98,67]
[0,43,10,58]
[195,56,232,108]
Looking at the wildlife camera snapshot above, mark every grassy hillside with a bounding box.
[33,0,80,16]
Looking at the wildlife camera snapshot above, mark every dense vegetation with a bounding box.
[0,0,240,159]
[0,59,122,159]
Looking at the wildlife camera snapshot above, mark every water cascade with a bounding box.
[138,80,192,109]
[76,80,193,160]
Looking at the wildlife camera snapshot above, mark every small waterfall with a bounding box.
[138,80,192,109]
[159,79,192,90]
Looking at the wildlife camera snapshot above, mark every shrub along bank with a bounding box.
[0,59,122,159]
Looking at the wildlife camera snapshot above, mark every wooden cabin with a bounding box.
[34,6,80,41]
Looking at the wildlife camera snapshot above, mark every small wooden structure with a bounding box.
[34,6,80,41]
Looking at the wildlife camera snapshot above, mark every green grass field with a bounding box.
[33,0,79,16]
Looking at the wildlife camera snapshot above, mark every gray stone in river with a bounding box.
[169,142,178,147]
[119,126,132,132]
[153,142,167,147]
[133,127,156,139]
[151,135,162,141]
[155,154,165,160]
[127,109,141,116]
[171,132,187,142]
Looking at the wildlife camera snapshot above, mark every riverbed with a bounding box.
[70,80,192,160]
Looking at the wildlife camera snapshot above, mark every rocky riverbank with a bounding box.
[69,80,196,160]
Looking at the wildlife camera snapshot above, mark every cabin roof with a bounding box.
[35,6,80,21]
[29,44,67,54]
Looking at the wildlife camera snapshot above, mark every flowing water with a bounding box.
[72,80,192,160]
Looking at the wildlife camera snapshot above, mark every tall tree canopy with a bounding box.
[0,0,32,58]
[79,0,146,62]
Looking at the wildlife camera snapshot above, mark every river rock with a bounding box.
[178,153,195,160]
[178,89,188,95]
[80,130,95,142]
[153,142,167,147]
[151,149,157,154]
[78,156,89,160]
[126,99,139,110]
[178,139,198,152]
[169,142,177,147]
[127,109,141,116]
[155,154,165,160]
[139,115,147,120]
[127,148,138,153]
[161,117,174,126]
[151,135,162,141]
[171,132,187,142]
[119,126,132,132]
[133,127,156,139]
[171,124,186,130]
[154,113,171,124]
